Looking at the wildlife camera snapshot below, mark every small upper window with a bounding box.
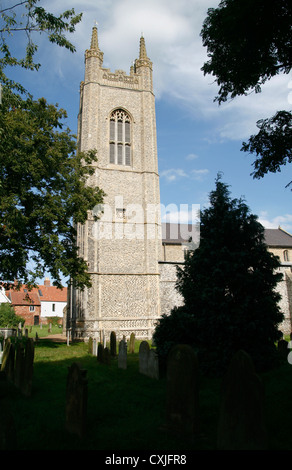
[109,109,131,166]
[284,250,289,262]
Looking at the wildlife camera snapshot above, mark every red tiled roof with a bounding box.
[6,290,41,306]
[37,285,67,302]
[6,282,67,305]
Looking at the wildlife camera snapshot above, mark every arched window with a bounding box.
[283,250,289,262]
[109,109,131,166]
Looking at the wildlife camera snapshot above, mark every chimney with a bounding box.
[44,278,51,287]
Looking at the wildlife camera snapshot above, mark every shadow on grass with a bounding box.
[3,340,292,451]
[3,340,216,451]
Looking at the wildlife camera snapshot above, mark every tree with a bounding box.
[0,2,105,289]
[154,176,284,374]
[0,89,104,289]
[0,1,82,93]
[0,302,24,328]
[241,111,292,186]
[200,0,292,183]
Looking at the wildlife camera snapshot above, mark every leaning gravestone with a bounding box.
[65,362,87,439]
[118,339,127,369]
[217,349,267,450]
[139,341,150,375]
[1,338,15,383]
[166,344,199,436]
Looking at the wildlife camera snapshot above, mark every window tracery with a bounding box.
[109,109,131,166]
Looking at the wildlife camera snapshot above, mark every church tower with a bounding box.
[68,26,162,340]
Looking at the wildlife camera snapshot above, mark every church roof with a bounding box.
[264,227,292,247]
[162,223,195,244]
[161,223,292,247]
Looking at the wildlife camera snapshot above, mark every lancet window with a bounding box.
[109,109,131,166]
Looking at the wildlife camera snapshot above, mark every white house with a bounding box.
[38,278,67,320]
[0,286,11,304]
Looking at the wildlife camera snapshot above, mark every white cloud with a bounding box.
[191,169,209,180]
[39,0,291,143]
[160,168,188,182]
[186,153,199,160]
[160,167,209,182]
[258,212,292,232]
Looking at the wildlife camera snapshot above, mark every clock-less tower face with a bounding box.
[68,27,162,340]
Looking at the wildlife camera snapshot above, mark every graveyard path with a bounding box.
[39,334,67,343]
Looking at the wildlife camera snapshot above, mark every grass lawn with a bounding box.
[1,333,292,451]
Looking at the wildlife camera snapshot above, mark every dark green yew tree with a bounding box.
[154,176,284,374]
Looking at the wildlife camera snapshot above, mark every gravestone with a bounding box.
[147,349,160,379]
[97,343,104,363]
[277,339,288,359]
[65,362,87,439]
[166,344,199,436]
[118,339,127,369]
[103,347,111,365]
[139,341,150,375]
[110,331,117,357]
[88,337,93,354]
[217,350,267,450]
[1,338,15,383]
[14,341,25,389]
[129,333,135,354]
[92,339,97,356]
[22,338,34,397]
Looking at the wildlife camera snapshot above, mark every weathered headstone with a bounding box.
[217,349,267,450]
[277,339,288,359]
[110,331,117,357]
[118,339,127,369]
[88,337,93,354]
[14,341,25,389]
[65,362,87,439]
[92,338,97,356]
[103,347,111,365]
[166,344,199,436]
[1,338,15,383]
[147,349,160,379]
[139,341,150,375]
[97,343,104,363]
[129,333,135,354]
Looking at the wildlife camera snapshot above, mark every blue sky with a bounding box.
[3,0,292,232]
